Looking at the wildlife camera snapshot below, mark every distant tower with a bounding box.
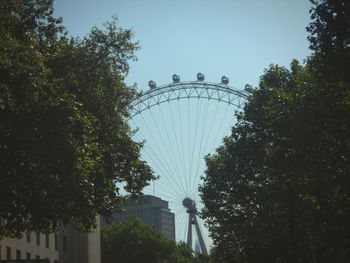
[194,239,201,254]
[182,197,208,255]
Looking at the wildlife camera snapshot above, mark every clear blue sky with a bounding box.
[54,0,312,89]
[54,0,313,248]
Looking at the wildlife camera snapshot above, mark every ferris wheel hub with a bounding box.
[183,197,197,213]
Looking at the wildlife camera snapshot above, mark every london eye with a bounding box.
[129,73,249,253]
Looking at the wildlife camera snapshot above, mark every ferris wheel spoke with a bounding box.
[144,186,182,202]
[155,106,189,197]
[143,175,185,201]
[132,119,186,197]
[212,109,236,155]
[187,100,191,195]
[177,100,188,195]
[188,99,201,196]
[148,109,185,191]
[209,103,231,154]
[140,113,187,197]
[199,101,220,156]
[137,141,184,197]
[167,102,186,185]
[190,99,210,197]
[189,101,221,199]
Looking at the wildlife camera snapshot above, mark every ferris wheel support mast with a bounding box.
[183,197,208,255]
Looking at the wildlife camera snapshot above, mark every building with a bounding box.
[0,217,101,263]
[0,232,58,262]
[102,195,175,241]
[58,218,101,263]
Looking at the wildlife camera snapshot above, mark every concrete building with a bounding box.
[0,217,101,263]
[0,232,59,262]
[59,217,101,263]
[102,195,175,241]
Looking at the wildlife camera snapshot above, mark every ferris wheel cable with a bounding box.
[177,100,187,193]
[189,101,221,198]
[187,98,201,196]
[186,100,191,195]
[138,114,187,197]
[173,207,186,215]
[152,181,186,201]
[189,104,233,195]
[196,100,220,158]
[154,105,185,181]
[137,146,182,201]
[148,109,186,194]
[142,177,185,201]
[210,108,236,155]
[171,201,184,208]
[132,128,179,192]
[150,107,188,196]
[161,102,186,185]
[190,98,210,197]
[144,188,183,203]
[209,103,232,155]
[166,102,186,184]
[132,119,186,197]
[173,203,185,211]
[152,179,186,201]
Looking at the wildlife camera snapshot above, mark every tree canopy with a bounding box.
[0,0,154,237]
[101,219,198,263]
[200,0,350,262]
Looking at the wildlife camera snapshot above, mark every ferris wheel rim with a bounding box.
[129,80,250,119]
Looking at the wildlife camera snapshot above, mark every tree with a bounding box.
[200,0,350,262]
[201,62,311,263]
[0,0,154,237]
[101,219,195,263]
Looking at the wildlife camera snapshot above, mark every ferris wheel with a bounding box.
[129,73,249,253]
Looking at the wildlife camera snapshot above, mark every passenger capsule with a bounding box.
[221,76,229,85]
[197,72,205,81]
[172,74,180,83]
[244,84,253,92]
[148,80,157,89]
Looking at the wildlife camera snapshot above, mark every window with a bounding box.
[26,252,31,259]
[45,234,49,248]
[26,233,31,242]
[54,233,58,251]
[63,235,67,253]
[6,246,11,260]
[16,249,21,260]
[36,232,40,246]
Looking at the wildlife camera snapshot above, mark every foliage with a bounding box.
[0,0,154,237]
[101,218,196,263]
[200,0,350,262]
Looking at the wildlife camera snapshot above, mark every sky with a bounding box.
[54,0,312,89]
[54,0,313,250]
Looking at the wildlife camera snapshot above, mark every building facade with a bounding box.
[102,195,175,241]
[0,217,101,263]
[0,232,59,262]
